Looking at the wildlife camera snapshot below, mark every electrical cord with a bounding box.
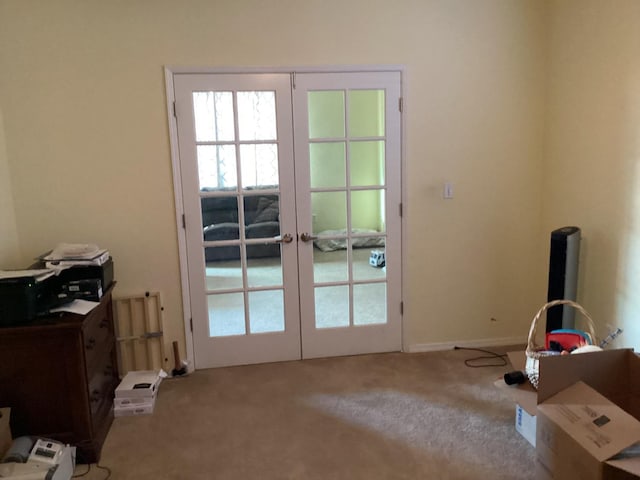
[96,464,112,479]
[72,464,90,478]
[72,463,112,479]
[454,346,508,368]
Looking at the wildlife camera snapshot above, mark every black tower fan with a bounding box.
[546,226,581,332]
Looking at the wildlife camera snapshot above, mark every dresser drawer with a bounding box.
[83,300,113,374]
[87,350,118,429]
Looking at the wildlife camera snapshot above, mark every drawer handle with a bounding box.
[86,337,96,350]
[90,389,101,403]
[99,319,109,329]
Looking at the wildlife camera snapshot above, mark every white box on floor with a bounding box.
[114,393,156,408]
[115,370,164,398]
[515,404,536,447]
[114,399,155,417]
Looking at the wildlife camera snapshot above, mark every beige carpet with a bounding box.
[76,347,535,479]
[205,248,388,335]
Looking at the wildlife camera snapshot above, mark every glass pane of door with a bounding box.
[350,141,385,187]
[351,189,386,232]
[308,91,345,139]
[310,142,346,188]
[353,283,386,326]
[315,285,349,328]
[348,89,385,137]
[237,91,277,141]
[208,292,245,337]
[193,91,234,142]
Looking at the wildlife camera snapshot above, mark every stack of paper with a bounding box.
[114,370,166,417]
[42,243,110,268]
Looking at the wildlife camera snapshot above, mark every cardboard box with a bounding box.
[114,393,157,408]
[495,351,539,447]
[537,380,640,479]
[114,400,155,417]
[536,458,554,480]
[498,349,640,479]
[115,370,163,398]
[0,408,10,459]
[516,403,537,447]
[500,351,538,416]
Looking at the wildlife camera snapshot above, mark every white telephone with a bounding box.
[0,437,75,480]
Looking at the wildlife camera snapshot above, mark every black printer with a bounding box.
[0,275,64,327]
[55,258,114,302]
[0,258,114,327]
[55,257,114,292]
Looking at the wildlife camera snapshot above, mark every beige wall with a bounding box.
[0,0,547,360]
[545,0,640,348]
[0,108,20,268]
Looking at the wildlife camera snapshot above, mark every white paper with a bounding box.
[45,243,101,260]
[50,299,100,315]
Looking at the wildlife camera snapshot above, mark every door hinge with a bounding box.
[400,302,404,315]
[399,203,403,217]
[399,97,403,113]
[173,101,177,118]
[182,214,186,229]
[190,317,193,332]
[292,72,296,89]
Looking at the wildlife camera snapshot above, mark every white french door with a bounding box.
[293,72,402,359]
[171,69,402,368]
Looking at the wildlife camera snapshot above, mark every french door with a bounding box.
[172,70,402,368]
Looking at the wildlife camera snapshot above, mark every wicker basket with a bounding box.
[525,299,597,389]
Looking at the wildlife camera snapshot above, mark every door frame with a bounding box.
[164,65,407,370]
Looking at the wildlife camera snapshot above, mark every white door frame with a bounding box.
[164,65,407,370]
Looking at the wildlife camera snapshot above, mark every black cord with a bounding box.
[454,346,508,368]
[72,464,91,478]
[72,463,112,479]
[71,463,91,478]
[96,464,112,479]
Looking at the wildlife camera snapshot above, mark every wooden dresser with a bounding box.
[0,285,118,463]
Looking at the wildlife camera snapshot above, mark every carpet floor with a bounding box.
[205,248,387,335]
[76,347,535,479]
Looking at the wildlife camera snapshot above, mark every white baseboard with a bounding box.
[406,336,527,353]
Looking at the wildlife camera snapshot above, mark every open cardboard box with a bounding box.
[497,349,640,479]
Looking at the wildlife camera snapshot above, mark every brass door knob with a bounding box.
[275,233,293,244]
[300,232,318,242]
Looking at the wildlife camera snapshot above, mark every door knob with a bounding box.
[300,232,318,243]
[275,233,293,244]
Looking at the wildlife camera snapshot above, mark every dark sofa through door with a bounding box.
[201,193,281,262]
